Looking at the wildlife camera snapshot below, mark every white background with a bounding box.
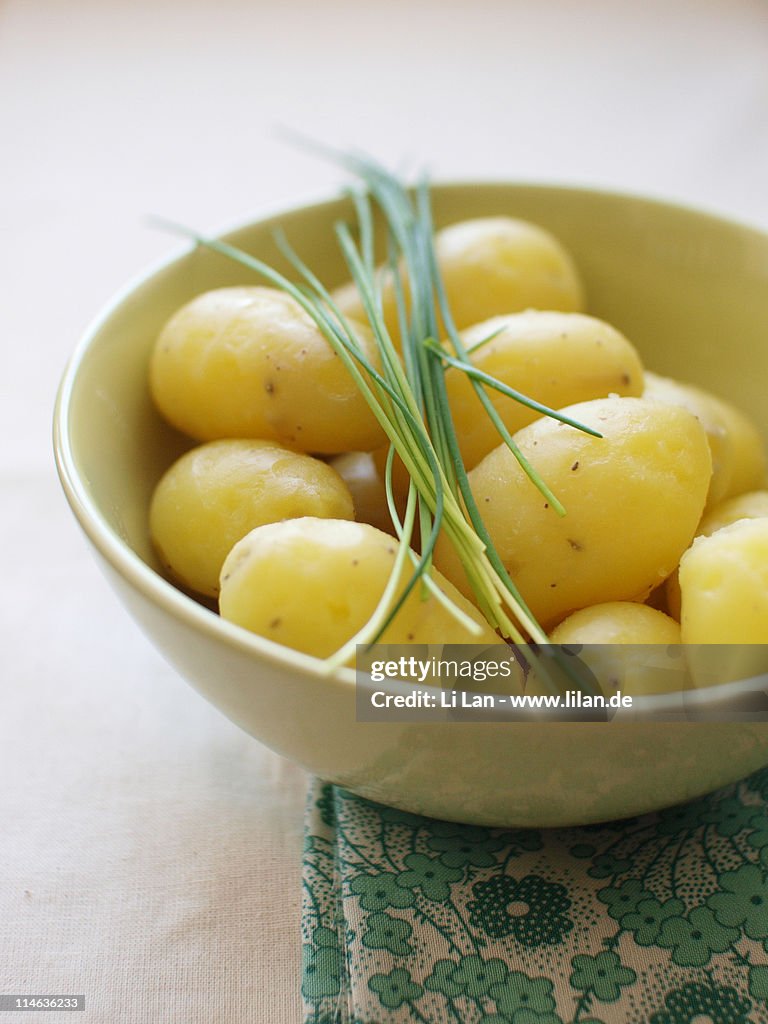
[2,0,767,1020]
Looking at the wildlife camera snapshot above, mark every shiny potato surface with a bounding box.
[435,397,712,628]
[219,517,505,660]
[150,286,385,453]
[150,439,353,598]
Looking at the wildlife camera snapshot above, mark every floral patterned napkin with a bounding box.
[302,769,768,1024]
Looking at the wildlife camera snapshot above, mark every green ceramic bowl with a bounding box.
[54,185,768,826]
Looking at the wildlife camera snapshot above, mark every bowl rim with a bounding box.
[53,180,768,715]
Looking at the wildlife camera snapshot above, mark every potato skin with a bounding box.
[713,395,768,498]
[698,489,768,537]
[643,372,767,508]
[370,443,414,520]
[150,440,354,598]
[328,452,395,536]
[373,310,644,504]
[219,517,503,659]
[548,602,684,696]
[445,312,644,468]
[435,397,712,628]
[435,217,584,327]
[150,286,384,453]
[333,216,584,340]
[550,602,681,646]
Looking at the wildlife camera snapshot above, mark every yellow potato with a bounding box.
[434,217,585,326]
[373,310,643,502]
[698,489,768,536]
[333,216,584,341]
[435,397,712,628]
[665,489,768,619]
[550,602,681,645]
[715,396,768,498]
[680,519,768,644]
[663,577,680,624]
[679,519,768,688]
[150,440,353,598]
[643,371,766,508]
[445,311,644,468]
[370,444,414,519]
[219,517,504,659]
[328,452,395,535]
[150,286,384,453]
[548,602,685,697]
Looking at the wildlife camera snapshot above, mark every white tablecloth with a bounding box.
[2,0,767,1019]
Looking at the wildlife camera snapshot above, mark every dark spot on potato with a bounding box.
[567,538,583,551]
[265,381,275,395]
[222,573,230,582]
[387,547,395,555]
[621,372,631,386]
[484,496,491,503]
[550,582,557,588]
[407,633,415,641]
[352,559,359,566]
[269,617,282,628]
[571,461,580,471]
[543,502,549,509]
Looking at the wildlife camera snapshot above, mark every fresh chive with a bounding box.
[425,341,603,438]
[152,155,602,695]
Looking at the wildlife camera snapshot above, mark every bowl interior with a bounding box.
[58,183,768,653]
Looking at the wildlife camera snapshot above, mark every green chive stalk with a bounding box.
[154,153,601,694]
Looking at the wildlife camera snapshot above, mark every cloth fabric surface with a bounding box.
[302,772,768,1024]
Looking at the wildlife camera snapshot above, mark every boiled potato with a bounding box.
[551,602,681,646]
[373,309,643,502]
[219,517,504,659]
[680,519,768,687]
[432,217,585,326]
[150,440,353,598]
[715,396,768,497]
[370,444,414,518]
[435,397,712,627]
[643,371,766,508]
[150,286,384,453]
[445,311,644,468]
[698,489,768,536]
[328,451,395,535]
[548,603,686,696]
[665,489,768,619]
[680,519,768,644]
[333,216,584,342]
